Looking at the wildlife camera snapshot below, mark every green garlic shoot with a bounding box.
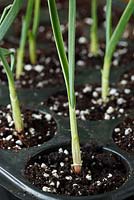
[16,0,34,79]
[90,0,99,56]
[47,0,82,174]
[102,0,134,102]
[28,0,41,65]
[0,48,23,133]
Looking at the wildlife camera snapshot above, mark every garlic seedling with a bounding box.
[48,0,82,174]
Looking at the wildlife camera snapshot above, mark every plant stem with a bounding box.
[106,0,112,51]
[16,0,34,79]
[68,0,75,108]
[102,0,134,102]
[28,30,37,65]
[69,105,82,174]
[32,0,41,37]
[0,52,23,133]
[48,0,82,173]
[29,0,41,64]
[9,83,24,133]
[101,0,112,102]
[101,56,111,102]
[90,0,99,56]
[68,0,81,173]
[16,47,24,78]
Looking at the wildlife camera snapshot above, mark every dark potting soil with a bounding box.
[2,0,134,41]
[0,36,132,89]
[75,39,132,71]
[42,84,133,121]
[0,48,64,88]
[25,144,128,196]
[0,2,133,90]
[119,68,134,89]
[0,105,57,150]
[113,118,134,153]
[15,51,64,89]
[0,1,105,41]
[0,2,133,89]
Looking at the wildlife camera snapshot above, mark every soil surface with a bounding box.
[0,105,57,150]
[0,1,134,89]
[25,144,128,196]
[0,48,64,88]
[0,39,133,89]
[42,84,133,121]
[2,0,134,41]
[119,68,134,89]
[113,118,134,153]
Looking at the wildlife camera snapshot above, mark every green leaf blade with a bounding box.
[0,0,23,41]
[47,0,69,95]
[68,0,76,108]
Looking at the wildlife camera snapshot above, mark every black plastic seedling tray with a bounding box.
[0,110,134,200]
[0,55,134,200]
[0,0,134,198]
[0,186,20,200]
